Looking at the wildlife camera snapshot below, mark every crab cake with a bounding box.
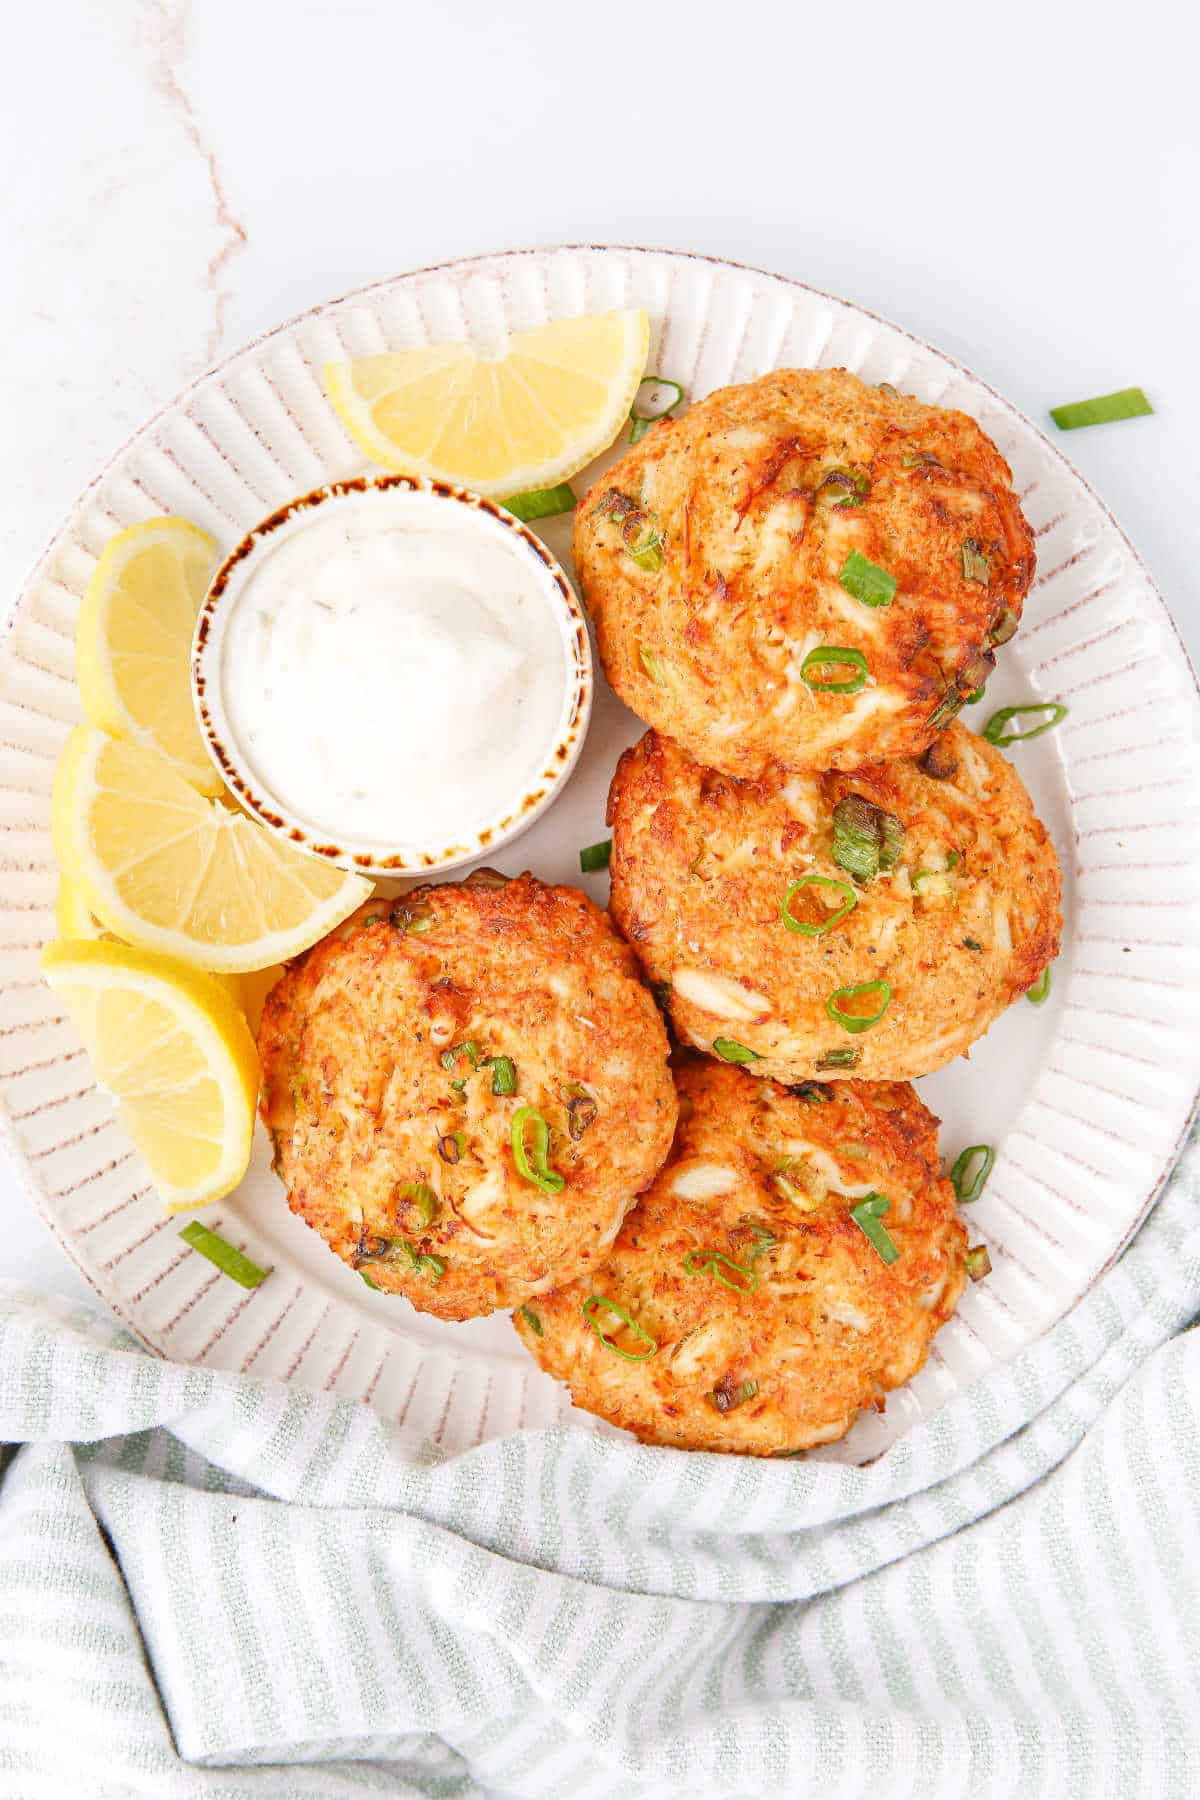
[513,1059,968,1455]
[259,873,677,1321]
[573,367,1034,778]
[607,723,1061,1083]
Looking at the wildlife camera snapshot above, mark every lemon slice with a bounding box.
[325,309,650,496]
[55,875,106,940]
[54,873,252,1010]
[41,938,259,1210]
[77,517,223,794]
[52,726,372,973]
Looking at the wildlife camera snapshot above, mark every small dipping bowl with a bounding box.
[192,476,592,877]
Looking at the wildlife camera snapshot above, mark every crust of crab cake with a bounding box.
[606,723,1061,1083]
[513,1059,968,1455]
[258,872,677,1320]
[573,367,1034,778]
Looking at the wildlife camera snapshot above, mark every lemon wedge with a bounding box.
[76,517,224,794]
[52,726,372,973]
[41,938,260,1211]
[55,875,106,941]
[325,309,650,496]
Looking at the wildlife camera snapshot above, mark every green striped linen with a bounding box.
[2,1132,1199,1798]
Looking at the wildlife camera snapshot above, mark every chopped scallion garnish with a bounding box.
[437,1132,465,1165]
[397,1182,439,1228]
[713,1038,760,1065]
[838,550,896,608]
[800,645,870,694]
[503,483,576,523]
[1026,966,1052,1005]
[988,606,1019,646]
[816,1047,859,1071]
[511,1106,564,1194]
[639,644,667,684]
[179,1221,270,1290]
[826,980,892,1034]
[360,1237,446,1284]
[579,839,612,873]
[707,1378,759,1414]
[1050,388,1152,431]
[581,1295,657,1360]
[440,1040,480,1073]
[982,703,1068,746]
[623,518,665,572]
[849,1192,900,1265]
[518,1304,544,1336]
[780,874,857,936]
[950,1144,995,1204]
[482,1054,517,1096]
[964,1244,993,1281]
[683,1249,760,1294]
[960,539,991,586]
[789,1081,833,1104]
[563,1089,599,1140]
[815,469,870,510]
[629,375,685,443]
[831,794,905,882]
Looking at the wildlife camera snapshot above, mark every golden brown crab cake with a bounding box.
[258,872,677,1321]
[513,1059,968,1455]
[607,724,1061,1083]
[573,367,1034,778]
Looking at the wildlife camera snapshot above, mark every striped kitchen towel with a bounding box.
[2,1133,1199,1798]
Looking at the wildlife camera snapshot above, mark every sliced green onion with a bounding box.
[964,1244,993,1281]
[624,520,664,572]
[1026,966,1052,1005]
[928,687,966,731]
[707,1378,759,1414]
[963,937,983,952]
[965,687,986,706]
[988,606,1019,647]
[741,1220,778,1260]
[838,549,896,608]
[651,980,672,1011]
[511,1106,564,1194]
[815,468,870,510]
[503,483,576,523]
[950,1144,995,1204]
[877,382,900,398]
[960,539,991,586]
[400,1240,446,1284]
[440,1039,479,1073]
[579,839,612,873]
[849,1192,900,1265]
[518,1304,544,1336]
[789,1081,833,1104]
[581,1295,657,1360]
[1050,387,1152,431]
[563,1089,599,1140]
[483,1054,517,1096]
[639,644,667,684]
[713,1038,760,1065]
[360,1270,381,1291]
[437,1131,465,1165]
[397,1182,439,1228]
[179,1222,270,1290]
[831,793,905,882]
[684,1249,760,1294]
[629,375,684,442]
[982,703,1068,746]
[826,980,892,1034]
[816,1046,859,1071]
[800,645,870,695]
[780,874,857,937]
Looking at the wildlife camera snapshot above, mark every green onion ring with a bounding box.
[1026,966,1052,1005]
[712,1037,760,1065]
[178,1221,270,1290]
[683,1249,760,1294]
[502,483,576,523]
[581,1295,657,1360]
[483,1054,517,1096]
[825,979,892,1034]
[800,645,870,695]
[397,1181,439,1228]
[816,1047,859,1071]
[579,839,612,873]
[849,1192,900,1265]
[511,1105,565,1194]
[629,375,685,443]
[440,1039,479,1073]
[639,644,667,684]
[518,1304,544,1336]
[964,1244,993,1281]
[950,1144,995,1204]
[960,539,991,586]
[982,703,1068,746]
[781,874,857,936]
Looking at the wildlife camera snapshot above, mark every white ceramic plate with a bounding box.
[4,246,1199,1462]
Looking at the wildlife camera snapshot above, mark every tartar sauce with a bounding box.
[220,491,569,847]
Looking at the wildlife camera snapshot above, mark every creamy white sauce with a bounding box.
[220,493,568,845]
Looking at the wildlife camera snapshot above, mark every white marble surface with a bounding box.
[3,0,1198,1312]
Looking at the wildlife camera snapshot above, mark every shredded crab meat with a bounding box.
[670,1161,741,1201]
[672,967,771,1022]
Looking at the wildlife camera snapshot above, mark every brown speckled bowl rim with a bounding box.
[191,472,593,877]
